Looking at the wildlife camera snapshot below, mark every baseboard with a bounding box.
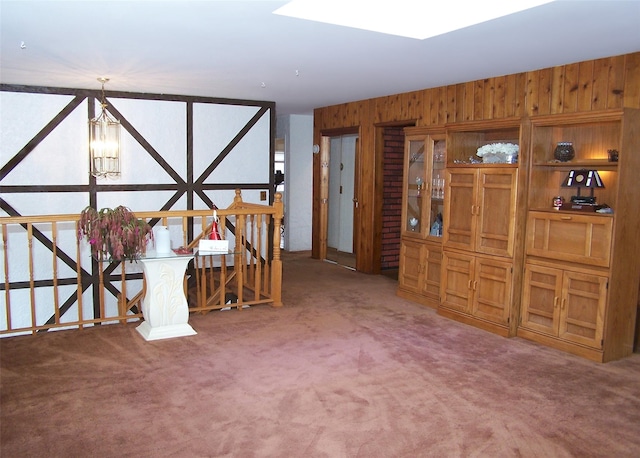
[516,327,604,363]
[437,307,511,337]
[396,288,438,309]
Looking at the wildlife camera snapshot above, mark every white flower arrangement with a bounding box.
[476,143,519,157]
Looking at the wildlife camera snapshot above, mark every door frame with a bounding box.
[318,127,360,268]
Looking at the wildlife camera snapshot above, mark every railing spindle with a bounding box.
[27,224,36,333]
[2,224,12,330]
[52,222,60,324]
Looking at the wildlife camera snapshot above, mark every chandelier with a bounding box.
[89,77,121,178]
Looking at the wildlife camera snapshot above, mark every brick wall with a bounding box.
[381,127,404,270]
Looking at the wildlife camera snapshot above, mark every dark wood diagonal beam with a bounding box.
[38,276,93,331]
[195,106,270,185]
[105,99,186,185]
[0,95,85,181]
[0,199,90,278]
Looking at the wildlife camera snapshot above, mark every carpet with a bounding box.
[1,251,639,457]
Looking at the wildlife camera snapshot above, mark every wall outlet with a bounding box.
[260,191,267,201]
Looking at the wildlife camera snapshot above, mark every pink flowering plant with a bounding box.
[78,206,153,261]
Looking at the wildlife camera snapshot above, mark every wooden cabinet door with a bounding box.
[440,250,474,313]
[526,212,612,267]
[521,264,563,336]
[398,239,425,294]
[421,244,442,300]
[443,169,476,251]
[559,271,607,349]
[473,257,513,324]
[476,169,517,257]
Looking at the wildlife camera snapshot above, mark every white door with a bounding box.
[327,134,357,268]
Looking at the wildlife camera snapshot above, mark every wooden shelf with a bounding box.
[528,207,614,217]
[448,162,518,168]
[533,159,618,169]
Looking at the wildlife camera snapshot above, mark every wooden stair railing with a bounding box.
[0,190,283,336]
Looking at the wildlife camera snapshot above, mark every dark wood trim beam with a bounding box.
[0,95,85,181]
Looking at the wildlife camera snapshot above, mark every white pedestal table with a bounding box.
[136,251,197,341]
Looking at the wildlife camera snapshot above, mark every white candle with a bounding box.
[155,226,171,254]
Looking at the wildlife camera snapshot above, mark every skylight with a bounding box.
[273,0,555,40]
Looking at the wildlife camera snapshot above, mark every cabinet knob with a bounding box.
[560,216,572,220]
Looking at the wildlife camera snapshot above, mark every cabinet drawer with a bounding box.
[526,211,612,267]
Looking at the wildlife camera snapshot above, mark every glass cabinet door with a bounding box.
[405,137,426,234]
[427,138,446,239]
[403,133,447,238]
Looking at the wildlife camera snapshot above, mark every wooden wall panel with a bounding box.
[525,70,539,116]
[550,65,565,114]
[422,90,433,127]
[474,79,485,120]
[624,53,640,108]
[592,57,611,111]
[537,68,552,116]
[493,76,507,119]
[447,84,457,123]
[373,91,424,124]
[436,86,448,125]
[313,52,640,273]
[463,81,475,122]
[504,74,517,118]
[607,54,626,109]
[482,78,493,120]
[427,89,438,125]
[563,62,580,113]
[404,90,424,123]
[577,60,595,112]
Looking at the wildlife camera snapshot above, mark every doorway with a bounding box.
[325,134,358,269]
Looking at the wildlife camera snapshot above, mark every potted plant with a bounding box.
[78,205,153,261]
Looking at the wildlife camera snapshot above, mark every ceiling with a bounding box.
[1,1,639,116]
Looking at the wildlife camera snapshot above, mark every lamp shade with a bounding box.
[562,169,604,188]
[562,169,604,205]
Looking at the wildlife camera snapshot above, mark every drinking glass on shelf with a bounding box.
[409,218,419,231]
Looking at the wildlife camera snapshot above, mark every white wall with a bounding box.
[276,114,313,251]
[0,90,272,215]
[0,87,274,332]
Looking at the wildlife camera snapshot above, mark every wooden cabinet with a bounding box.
[398,239,441,304]
[520,262,606,349]
[397,111,638,362]
[440,251,513,330]
[439,119,527,337]
[443,168,517,257]
[397,128,446,307]
[518,109,640,362]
